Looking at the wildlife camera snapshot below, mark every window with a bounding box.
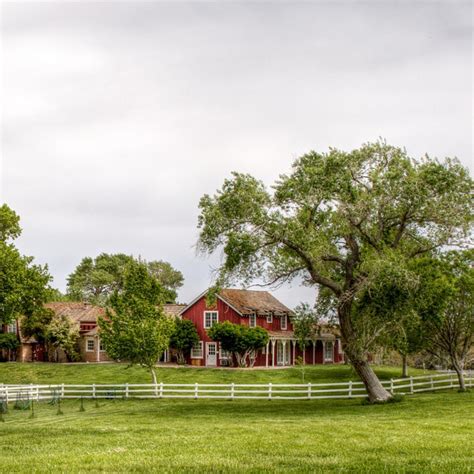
[249,313,256,328]
[204,311,218,329]
[266,314,273,324]
[86,338,95,352]
[325,341,334,361]
[281,315,287,330]
[6,322,16,333]
[191,341,203,359]
[99,339,106,352]
[220,349,231,360]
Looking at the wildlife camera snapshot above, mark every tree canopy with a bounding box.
[0,204,52,326]
[67,253,183,305]
[99,260,175,383]
[169,319,199,364]
[197,141,473,401]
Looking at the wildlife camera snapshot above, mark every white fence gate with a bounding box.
[0,373,471,402]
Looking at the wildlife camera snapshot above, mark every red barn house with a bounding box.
[179,288,344,368]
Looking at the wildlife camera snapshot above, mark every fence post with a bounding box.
[37,385,40,401]
[268,383,272,401]
[61,383,65,399]
[307,382,311,400]
[348,381,352,399]
[390,378,394,395]
[430,376,434,391]
[92,383,96,399]
[159,382,163,399]
[231,383,235,401]
[30,383,33,400]
[125,383,129,399]
[410,376,414,394]
[194,382,199,400]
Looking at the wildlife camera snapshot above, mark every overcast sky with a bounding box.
[0,1,472,308]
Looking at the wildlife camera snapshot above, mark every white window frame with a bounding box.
[324,341,334,362]
[220,348,232,360]
[204,311,218,329]
[191,341,204,359]
[266,314,273,324]
[281,314,288,330]
[249,313,256,328]
[86,338,95,352]
[6,322,16,334]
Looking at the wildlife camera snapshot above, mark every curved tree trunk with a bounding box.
[338,302,392,402]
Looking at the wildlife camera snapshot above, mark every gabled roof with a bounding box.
[44,302,105,323]
[179,288,292,317]
[219,289,292,316]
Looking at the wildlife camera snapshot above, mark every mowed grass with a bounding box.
[0,363,472,472]
[0,392,472,472]
[0,361,433,385]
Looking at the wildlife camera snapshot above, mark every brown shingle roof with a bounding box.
[44,302,105,323]
[219,289,292,316]
[163,304,187,317]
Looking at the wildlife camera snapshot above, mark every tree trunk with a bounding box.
[338,303,392,402]
[150,367,158,385]
[401,353,408,378]
[451,357,466,391]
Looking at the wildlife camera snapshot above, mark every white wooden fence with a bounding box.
[0,373,472,402]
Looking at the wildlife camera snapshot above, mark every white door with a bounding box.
[206,342,217,366]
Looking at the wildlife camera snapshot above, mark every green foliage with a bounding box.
[0,204,52,326]
[293,303,320,352]
[47,314,81,362]
[99,260,175,382]
[197,141,473,398]
[67,253,183,305]
[0,333,20,351]
[169,319,199,364]
[208,321,269,367]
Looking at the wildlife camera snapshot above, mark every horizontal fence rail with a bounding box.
[0,373,471,402]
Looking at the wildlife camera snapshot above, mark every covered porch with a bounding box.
[262,331,343,367]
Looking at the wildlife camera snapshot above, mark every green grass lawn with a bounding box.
[0,362,433,385]
[0,364,472,473]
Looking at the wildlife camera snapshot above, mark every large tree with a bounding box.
[67,253,183,305]
[169,318,199,364]
[99,260,175,384]
[197,142,473,401]
[0,204,52,327]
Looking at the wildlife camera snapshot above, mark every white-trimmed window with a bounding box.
[191,341,204,359]
[281,315,288,330]
[220,349,231,360]
[204,311,218,329]
[324,341,334,361]
[86,338,95,352]
[6,322,16,333]
[266,314,273,324]
[249,313,256,328]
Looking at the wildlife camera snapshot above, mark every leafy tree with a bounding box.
[293,303,320,363]
[47,314,80,362]
[169,319,199,364]
[197,141,472,401]
[419,251,474,390]
[0,204,52,327]
[67,253,183,305]
[207,321,269,367]
[21,307,55,346]
[99,261,175,384]
[0,333,20,361]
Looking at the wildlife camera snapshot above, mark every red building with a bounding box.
[179,288,344,367]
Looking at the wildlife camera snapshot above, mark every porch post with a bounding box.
[265,342,269,368]
[312,340,316,365]
[282,340,287,366]
[322,341,326,364]
[96,336,100,362]
[271,340,276,367]
[292,340,296,366]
